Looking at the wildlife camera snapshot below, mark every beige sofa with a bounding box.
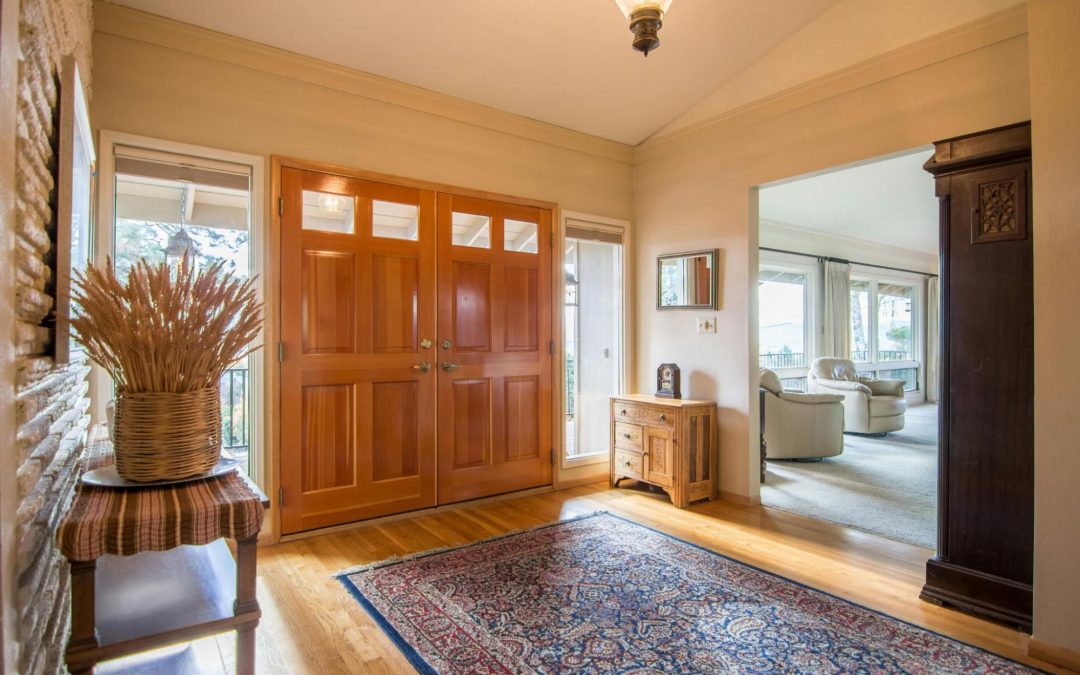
[760,369,845,460]
[807,357,907,434]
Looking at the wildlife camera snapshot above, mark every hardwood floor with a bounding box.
[103,482,1068,673]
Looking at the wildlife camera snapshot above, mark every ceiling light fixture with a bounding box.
[614,0,674,57]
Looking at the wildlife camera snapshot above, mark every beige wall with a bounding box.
[91,7,633,221]
[631,12,1030,500]
[1029,0,1080,657]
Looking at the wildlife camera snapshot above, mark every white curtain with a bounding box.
[821,260,851,359]
[926,276,941,403]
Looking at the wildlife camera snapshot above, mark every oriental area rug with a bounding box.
[337,513,1036,674]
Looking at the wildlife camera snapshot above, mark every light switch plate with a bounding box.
[697,316,717,334]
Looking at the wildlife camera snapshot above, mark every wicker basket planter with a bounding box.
[113,386,223,482]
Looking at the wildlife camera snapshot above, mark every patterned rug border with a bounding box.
[337,511,1043,674]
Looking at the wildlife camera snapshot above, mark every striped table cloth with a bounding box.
[57,425,265,562]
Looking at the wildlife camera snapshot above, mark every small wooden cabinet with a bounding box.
[610,395,717,508]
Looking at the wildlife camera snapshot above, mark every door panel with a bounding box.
[645,427,674,488]
[437,193,553,503]
[301,251,356,354]
[452,262,492,351]
[300,384,355,491]
[281,167,554,531]
[504,267,539,351]
[451,378,492,468]
[281,168,437,533]
[371,255,419,353]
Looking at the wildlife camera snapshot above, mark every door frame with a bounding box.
[557,212,633,481]
[269,155,561,541]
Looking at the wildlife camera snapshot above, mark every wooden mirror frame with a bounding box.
[656,248,718,310]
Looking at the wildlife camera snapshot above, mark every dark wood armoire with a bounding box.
[921,122,1034,630]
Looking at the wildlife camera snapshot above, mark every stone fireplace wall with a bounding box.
[10,0,92,671]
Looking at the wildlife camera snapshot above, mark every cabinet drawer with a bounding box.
[613,450,643,477]
[613,402,674,429]
[613,422,643,452]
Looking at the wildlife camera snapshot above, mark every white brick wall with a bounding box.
[11,0,92,671]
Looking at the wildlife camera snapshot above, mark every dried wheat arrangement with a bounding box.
[70,254,263,481]
[71,254,263,393]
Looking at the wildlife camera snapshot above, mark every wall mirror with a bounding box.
[657,249,718,310]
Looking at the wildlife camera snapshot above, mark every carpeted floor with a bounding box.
[339,512,1031,673]
[761,403,937,549]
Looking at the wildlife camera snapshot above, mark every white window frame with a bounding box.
[93,131,268,487]
[560,212,630,469]
[758,251,819,388]
[849,267,925,397]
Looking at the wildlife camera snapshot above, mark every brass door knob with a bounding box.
[442,362,462,372]
[420,338,433,349]
[412,361,432,373]
[441,339,453,350]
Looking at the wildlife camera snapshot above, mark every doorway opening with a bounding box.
[755,147,940,549]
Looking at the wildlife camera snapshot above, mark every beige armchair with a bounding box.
[807,357,907,434]
[760,369,845,460]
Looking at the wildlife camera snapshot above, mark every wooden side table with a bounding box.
[58,426,269,674]
[610,394,718,508]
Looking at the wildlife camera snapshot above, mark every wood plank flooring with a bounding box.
[103,482,1068,673]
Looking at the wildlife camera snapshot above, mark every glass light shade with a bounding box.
[613,0,673,18]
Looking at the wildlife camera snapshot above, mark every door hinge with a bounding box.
[549,340,555,356]
[550,233,554,250]
[550,448,555,465]
[277,341,285,362]
[278,487,285,508]
[278,196,284,217]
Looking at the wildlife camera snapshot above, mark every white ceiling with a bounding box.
[106,0,841,145]
[759,150,938,254]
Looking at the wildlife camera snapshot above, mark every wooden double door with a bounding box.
[280,167,553,533]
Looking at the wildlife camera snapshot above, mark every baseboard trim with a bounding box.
[921,556,1032,631]
[720,490,761,507]
[1028,638,1080,672]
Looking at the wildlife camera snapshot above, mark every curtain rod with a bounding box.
[759,246,938,278]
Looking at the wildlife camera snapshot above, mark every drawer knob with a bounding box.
[624,461,632,468]
[621,409,627,416]
[621,433,632,439]
[659,414,667,422]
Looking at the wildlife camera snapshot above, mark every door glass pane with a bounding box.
[302,190,354,233]
[758,269,807,369]
[372,200,419,241]
[504,219,538,254]
[113,163,255,474]
[850,280,870,362]
[877,283,913,362]
[565,236,622,459]
[452,212,490,248]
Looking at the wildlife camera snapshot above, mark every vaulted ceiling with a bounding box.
[105,0,842,145]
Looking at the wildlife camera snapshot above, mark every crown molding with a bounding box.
[635,4,1028,162]
[93,2,634,165]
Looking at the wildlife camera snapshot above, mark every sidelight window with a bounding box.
[564,222,624,461]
